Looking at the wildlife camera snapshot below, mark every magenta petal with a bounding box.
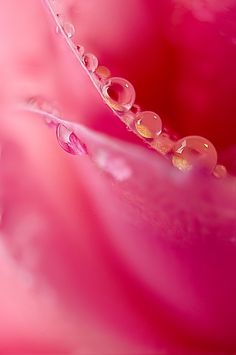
[2,110,235,352]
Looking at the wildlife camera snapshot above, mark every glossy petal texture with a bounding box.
[0,0,236,354]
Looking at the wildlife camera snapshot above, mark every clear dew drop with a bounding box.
[213,164,227,178]
[63,22,75,38]
[151,133,174,155]
[101,77,136,112]
[56,124,88,155]
[95,65,111,80]
[82,53,98,72]
[135,111,162,139]
[172,135,217,173]
[76,45,85,56]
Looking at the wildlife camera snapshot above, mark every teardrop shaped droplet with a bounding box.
[101,77,135,112]
[63,22,75,38]
[135,111,162,139]
[172,135,217,172]
[56,124,88,155]
[82,53,98,72]
[95,65,111,80]
[151,133,174,155]
[213,164,227,178]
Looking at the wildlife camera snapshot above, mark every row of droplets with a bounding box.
[48,0,227,178]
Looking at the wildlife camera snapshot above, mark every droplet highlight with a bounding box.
[102,77,135,112]
[172,135,217,172]
[135,111,162,139]
[56,124,88,155]
[82,53,98,72]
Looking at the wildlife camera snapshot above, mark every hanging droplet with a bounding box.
[95,65,111,80]
[151,133,174,155]
[213,164,227,178]
[135,111,162,139]
[101,77,136,112]
[56,124,88,155]
[82,53,98,72]
[172,135,217,173]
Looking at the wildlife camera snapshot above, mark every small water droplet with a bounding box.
[135,111,162,139]
[101,77,136,112]
[82,53,98,72]
[56,124,88,155]
[131,104,141,114]
[95,65,111,80]
[95,150,132,181]
[122,112,136,129]
[63,22,75,38]
[172,136,217,173]
[76,45,85,56]
[213,164,227,178]
[56,25,61,35]
[151,133,174,155]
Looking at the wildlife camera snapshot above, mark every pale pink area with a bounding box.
[0,0,236,354]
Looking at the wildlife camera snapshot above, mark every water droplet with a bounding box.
[94,150,132,181]
[151,133,174,155]
[95,65,111,80]
[56,124,88,155]
[213,164,227,178]
[63,22,75,38]
[135,111,162,139]
[76,45,85,56]
[122,111,136,129]
[82,53,98,72]
[101,77,136,112]
[172,136,217,173]
[131,104,141,114]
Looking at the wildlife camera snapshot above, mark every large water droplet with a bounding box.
[63,22,75,38]
[172,135,217,173]
[101,77,135,112]
[135,111,162,139]
[56,124,88,155]
[82,53,98,72]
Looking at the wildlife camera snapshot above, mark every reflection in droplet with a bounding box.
[135,111,162,139]
[56,124,88,155]
[101,77,135,112]
[172,136,217,173]
[94,150,132,182]
[76,45,85,56]
[82,53,98,72]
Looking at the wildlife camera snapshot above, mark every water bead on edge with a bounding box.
[82,53,98,72]
[172,136,218,173]
[101,77,136,113]
[135,111,162,139]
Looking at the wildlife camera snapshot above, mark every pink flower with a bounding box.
[0,0,236,353]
